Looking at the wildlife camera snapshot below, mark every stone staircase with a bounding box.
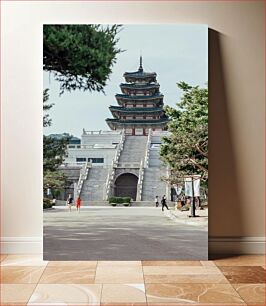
[81,166,109,201]
[118,136,147,163]
[141,144,168,201]
[76,135,169,203]
[142,167,168,201]
[149,148,163,167]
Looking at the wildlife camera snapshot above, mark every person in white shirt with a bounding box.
[155,195,159,207]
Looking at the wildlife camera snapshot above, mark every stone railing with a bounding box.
[104,161,115,200]
[166,165,171,200]
[136,160,144,201]
[112,129,125,167]
[82,129,122,135]
[68,144,117,150]
[104,129,125,200]
[76,162,91,197]
[116,162,140,169]
[144,128,152,168]
[151,130,171,136]
[59,163,83,168]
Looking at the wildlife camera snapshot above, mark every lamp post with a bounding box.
[184,175,200,218]
[190,176,196,217]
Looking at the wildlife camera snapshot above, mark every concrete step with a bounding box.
[119,136,148,163]
[80,167,109,201]
[141,167,168,201]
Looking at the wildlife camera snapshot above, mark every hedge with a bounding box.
[43,198,53,209]
[108,196,131,204]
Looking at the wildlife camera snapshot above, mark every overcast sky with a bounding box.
[44,24,208,137]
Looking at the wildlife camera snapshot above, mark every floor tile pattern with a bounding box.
[233,283,266,303]
[145,283,245,304]
[0,255,265,305]
[219,266,265,283]
[39,266,96,284]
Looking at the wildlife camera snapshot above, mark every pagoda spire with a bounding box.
[139,55,143,72]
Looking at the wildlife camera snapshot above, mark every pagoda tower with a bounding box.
[106,57,169,136]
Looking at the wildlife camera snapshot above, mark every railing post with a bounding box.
[104,130,125,200]
[136,160,144,201]
[144,128,152,168]
[76,161,90,198]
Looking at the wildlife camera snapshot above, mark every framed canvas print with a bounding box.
[43,24,208,260]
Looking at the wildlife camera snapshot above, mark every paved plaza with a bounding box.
[44,207,208,260]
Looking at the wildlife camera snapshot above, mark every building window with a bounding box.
[77,145,81,148]
[88,158,104,163]
[69,145,75,148]
[143,116,146,119]
[76,157,86,162]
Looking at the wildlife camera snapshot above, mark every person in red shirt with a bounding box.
[76,196,81,212]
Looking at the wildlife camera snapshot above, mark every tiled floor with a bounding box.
[0,255,265,305]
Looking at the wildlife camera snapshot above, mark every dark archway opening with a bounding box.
[114,173,138,200]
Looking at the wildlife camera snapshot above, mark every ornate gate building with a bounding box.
[62,58,171,203]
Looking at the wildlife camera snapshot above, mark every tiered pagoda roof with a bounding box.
[115,93,164,105]
[109,106,164,118]
[106,57,169,135]
[120,83,160,89]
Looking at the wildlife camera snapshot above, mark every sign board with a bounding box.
[184,175,201,197]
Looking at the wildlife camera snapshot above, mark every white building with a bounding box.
[65,130,123,167]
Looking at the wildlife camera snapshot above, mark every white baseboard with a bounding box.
[209,236,265,255]
[1,237,43,254]
[1,236,265,255]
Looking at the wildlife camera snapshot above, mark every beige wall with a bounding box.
[1,1,265,253]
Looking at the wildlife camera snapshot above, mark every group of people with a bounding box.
[154,195,169,211]
[66,194,81,212]
[66,194,170,212]
[179,195,201,208]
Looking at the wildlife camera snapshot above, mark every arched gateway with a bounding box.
[114,173,138,200]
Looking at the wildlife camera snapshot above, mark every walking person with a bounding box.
[52,197,57,206]
[155,195,159,207]
[161,195,169,211]
[66,194,73,212]
[76,196,81,212]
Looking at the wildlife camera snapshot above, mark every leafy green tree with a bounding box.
[43,135,69,173]
[160,82,208,185]
[43,90,67,195]
[43,170,66,191]
[43,89,53,127]
[43,24,122,94]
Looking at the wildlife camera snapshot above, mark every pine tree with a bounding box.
[43,24,122,94]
